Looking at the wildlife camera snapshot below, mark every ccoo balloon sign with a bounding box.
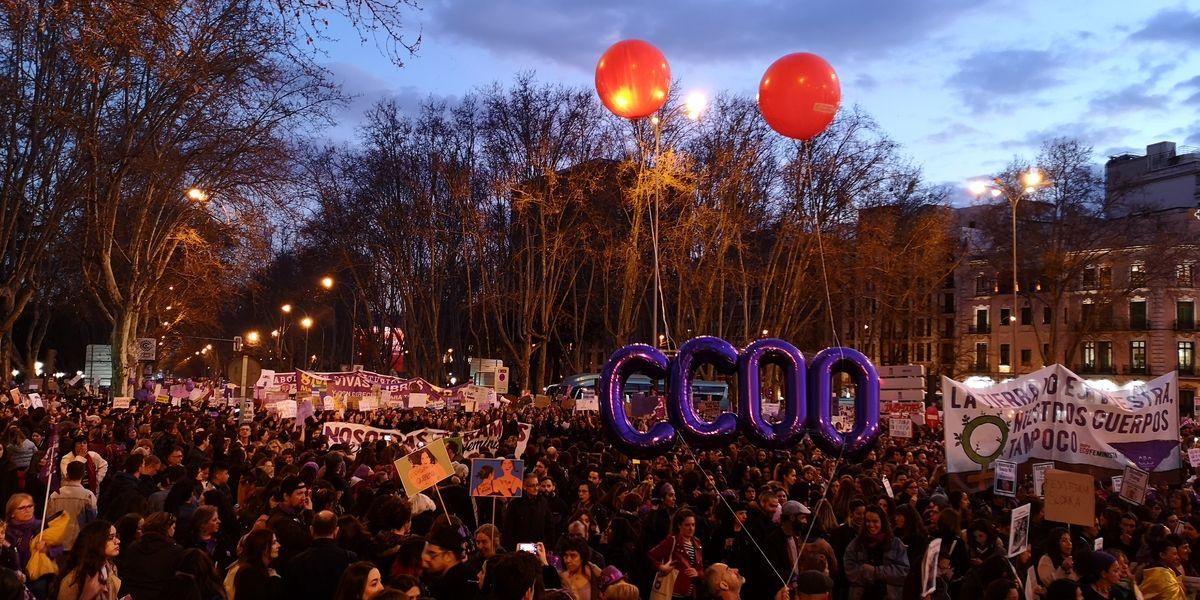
[599,337,880,458]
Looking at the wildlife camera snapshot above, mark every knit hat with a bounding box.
[1084,551,1117,583]
[929,493,950,508]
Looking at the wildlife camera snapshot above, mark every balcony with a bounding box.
[1076,364,1116,375]
[1175,319,1196,331]
[968,324,991,334]
[1123,365,1150,375]
[1180,365,1196,376]
[1128,319,1151,331]
[1075,319,1118,331]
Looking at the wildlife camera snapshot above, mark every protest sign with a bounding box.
[1119,464,1149,505]
[296,398,314,425]
[408,393,428,408]
[1032,462,1054,497]
[155,394,169,404]
[1111,476,1123,494]
[1043,469,1095,527]
[27,393,42,409]
[395,438,453,497]
[470,458,524,497]
[993,460,1017,497]
[889,417,913,439]
[321,419,532,458]
[922,538,941,597]
[575,393,599,411]
[7,389,20,404]
[1189,448,1200,467]
[358,397,378,412]
[170,385,187,399]
[112,397,131,410]
[882,476,894,498]
[273,400,297,419]
[1094,538,1104,551]
[1008,503,1031,557]
[943,367,1179,474]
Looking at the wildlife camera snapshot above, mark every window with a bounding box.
[1180,262,1195,287]
[1180,342,1196,372]
[1021,306,1032,326]
[1000,308,1012,327]
[1021,349,1032,366]
[923,319,932,337]
[975,274,990,295]
[1183,390,1196,418]
[1000,344,1011,367]
[974,309,989,333]
[975,343,988,369]
[1130,261,1146,287]
[1082,341,1096,369]
[942,343,954,364]
[1082,266,1097,289]
[1131,341,1146,370]
[943,293,955,313]
[1130,300,1147,330]
[944,318,954,338]
[916,344,925,362]
[1099,341,1114,370]
[1043,306,1052,325]
[1178,301,1195,330]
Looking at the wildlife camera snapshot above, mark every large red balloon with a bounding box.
[758,53,841,140]
[595,40,671,120]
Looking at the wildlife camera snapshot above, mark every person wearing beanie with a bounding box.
[422,521,478,600]
[1081,551,1122,600]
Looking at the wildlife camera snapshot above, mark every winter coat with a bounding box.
[844,535,910,600]
[116,532,185,600]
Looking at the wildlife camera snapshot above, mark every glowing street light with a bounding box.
[320,276,334,289]
[684,91,708,120]
[246,331,261,345]
[300,317,313,329]
[271,329,279,338]
[186,187,209,203]
[281,304,293,314]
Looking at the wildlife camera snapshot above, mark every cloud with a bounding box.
[1130,8,1200,42]
[1089,84,1168,114]
[421,0,988,71]
[922,122,981,145]
[1176,75,1200,106]
[947,48,1063,113]
[1001,121,1135,152]
[322,62,457,143]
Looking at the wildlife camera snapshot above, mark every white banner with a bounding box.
[320,419,532,458]
[889,417,913,439]
[943,365,1179,474]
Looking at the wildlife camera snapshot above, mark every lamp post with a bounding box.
[301,317,313,370]
[969,168,1048,376]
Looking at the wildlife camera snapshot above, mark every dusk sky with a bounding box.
[316,1,1200,190]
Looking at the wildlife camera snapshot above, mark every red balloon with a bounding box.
[595,40,671,120]
[757,53,841,140]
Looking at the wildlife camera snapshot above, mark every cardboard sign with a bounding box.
[922,538,941,597]
[1189,448,1200,467]
[575,395,599,411]
[112,397,131,410]
[1111,476,1123,494]
[469,458,524,497]
[8,389,20,404]
[1032,462,1054,497]
[27,393,42,409]
[358,397,378,412]
[394,438,454,497]
[534,394,551,408]
[1119,464,1149,506]
[993,460,1017,498]
[408,393,428,408]
[889,417,913,439]
[1043,470,1095,527]
[274,400,297,419]
[1008,503,1031,557]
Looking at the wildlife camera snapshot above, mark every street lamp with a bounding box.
[968,168,1050,375]
[684,91,708,120]
[186,187,209,203]
[301,317,313,369]
[281,304,292,314]
[320,276,334,290]
[246,331,260,345]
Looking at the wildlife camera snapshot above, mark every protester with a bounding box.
[56,520,120,600]
[332,561,384,600]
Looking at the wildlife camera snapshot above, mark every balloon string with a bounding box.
[650,118,675,352]
[788,139,851,584]
[673,432,789,590]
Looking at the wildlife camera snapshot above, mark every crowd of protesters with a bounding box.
[0,386,1194,600]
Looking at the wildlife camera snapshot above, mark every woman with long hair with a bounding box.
[1036,527,1078,587]
[332,561,384,600]
[967,519,1004,567]
[843,505,910,600]
[892,503,927,600]
[230,529,279,600]
[56,520,121,600]
[648,508,705,600]
[187,506,234,569]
